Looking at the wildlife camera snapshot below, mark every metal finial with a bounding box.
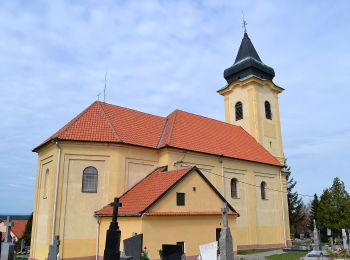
[103,71,107,103]
[242,12,248,33]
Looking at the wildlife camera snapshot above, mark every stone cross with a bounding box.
[221,204,229,229]
[219,202,233,260]
[4,216,13,243]
[1,216,15,260]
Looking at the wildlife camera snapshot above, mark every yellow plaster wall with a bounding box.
[150,170,231,214]
[219,78,285,163]
[32,129,289,259]
[159,148,289,248]
[30,143,56,260]
[142,215,237,259]
[98,217,142,257]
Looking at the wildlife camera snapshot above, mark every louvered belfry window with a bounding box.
[82,166,98,193]
[265,101,272,120]
[235,102,243,121]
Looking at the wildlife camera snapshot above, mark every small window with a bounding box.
[43,169,49,199]
[176,192,185,206]
[231,178,238,198]
[82,166,98,193]
[235,102,243,121]
[261,181,267,200]
[265,101,272,120]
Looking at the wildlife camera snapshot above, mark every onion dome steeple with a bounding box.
[224,32,275,84]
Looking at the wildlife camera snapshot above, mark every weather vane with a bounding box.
[242,12,248,33]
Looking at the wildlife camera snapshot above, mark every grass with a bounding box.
[237,248,281,255]
[266,251,307,260]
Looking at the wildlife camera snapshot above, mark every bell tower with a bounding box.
[218,32,285,163]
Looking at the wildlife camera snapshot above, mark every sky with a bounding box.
[0,0,350,214]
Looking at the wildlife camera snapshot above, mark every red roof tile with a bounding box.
[96,167,192,216]
[34,101,281,166]
[96,167,238,217]
[144,212,236,216]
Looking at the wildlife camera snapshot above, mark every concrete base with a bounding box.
[306,250,328,257]
[0,243,15,260]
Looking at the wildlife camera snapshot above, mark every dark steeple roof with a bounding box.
[224,32,275,84]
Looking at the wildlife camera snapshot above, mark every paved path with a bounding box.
[236,249,285,260]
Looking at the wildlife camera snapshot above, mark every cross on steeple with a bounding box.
[4,216,13,243]
[242,16,248,33]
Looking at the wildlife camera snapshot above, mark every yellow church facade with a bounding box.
[30,32,291,260]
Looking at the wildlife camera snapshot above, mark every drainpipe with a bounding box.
[96,216,101,260]
[52,140,61,244]
[279,170,287,247]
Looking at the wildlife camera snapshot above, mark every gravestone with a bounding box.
[48,235,60,260]
[0,232,2,256]
[218,203,233,260]
[199,242,218,260]
[313,220,320,251]
[20,239,25,253]
[123,234,143,260]
[104,198,122,260]
[342,229,348,250]
[327,228,334,249]
[0,216,15,260]
[162,244,182,260]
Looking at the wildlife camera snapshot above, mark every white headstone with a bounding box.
[199,242,218,260]
[342,229,348,250]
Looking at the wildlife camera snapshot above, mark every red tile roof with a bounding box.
[34,101,281,166]
[96,167,192,216]
[144,212,236,216]
[1,220,28,241]
[95,167,237,216]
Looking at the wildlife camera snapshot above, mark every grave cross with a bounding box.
[221,203,229,228]
[104,197,122,260]
[4,216,13,243]
[112,198,122,223]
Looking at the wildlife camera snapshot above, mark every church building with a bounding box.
[30,31,291,260]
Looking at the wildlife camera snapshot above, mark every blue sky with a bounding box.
[1,0,350,214]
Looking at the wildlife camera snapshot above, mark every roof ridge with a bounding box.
[156,119,169,149]
[167,110,178,146]
[97,102,123,142]
[99,101,165,120]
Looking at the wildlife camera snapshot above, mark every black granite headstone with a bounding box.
[123,234,143,260]
[162,244,182,260]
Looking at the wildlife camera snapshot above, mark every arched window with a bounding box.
[43,169,49,199]
[235,102,243,121]
[265,101,272,120]
[82,166,98,193]
[231,178,238,198]
[261,181,267,200]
